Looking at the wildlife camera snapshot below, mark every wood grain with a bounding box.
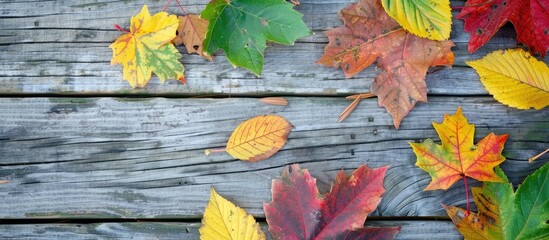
[1,0,547,95]
[1,1,548,238]
[0,97,546,218]
[0,221,461,239]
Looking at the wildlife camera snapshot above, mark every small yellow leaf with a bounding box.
[200,188,265,240]
[226,115,293,161]
[468,49,549,110]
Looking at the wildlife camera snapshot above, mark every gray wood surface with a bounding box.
[0,97,547,218]
[0,221,461,239]
[1,0,548,238]
[1,0,547,95]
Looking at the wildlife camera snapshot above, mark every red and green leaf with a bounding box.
[410,107,508,191]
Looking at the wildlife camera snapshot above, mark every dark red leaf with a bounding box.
[264,164,398,240]
[263,164,323,239]
[457,0,549,56]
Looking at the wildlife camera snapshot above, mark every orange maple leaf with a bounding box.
[410,107,508,191]
[317,0,454,128]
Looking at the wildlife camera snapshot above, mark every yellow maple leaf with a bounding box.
[109,5,185,88]
[468,49,549,110]
[200,187,266,240]
[226,115,293,162]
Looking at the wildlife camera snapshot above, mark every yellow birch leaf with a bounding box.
[468,49,549,110]
[109,5,185,88]
[381,0,452,40]
[200,187,266,240]
[226,115,293,161]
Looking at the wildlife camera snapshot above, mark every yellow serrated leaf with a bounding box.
[200,188,266,240]
[381,0,452,40]
[226,115,293,161]
[109,5,184,88]
[468,49,549,110]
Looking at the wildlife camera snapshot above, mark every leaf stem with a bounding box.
[529,148,549,162]
[114,24,130,33]
[163,0,188,15]
[174,0,188,15]
[463,175,470,216]
[162,0,172,12]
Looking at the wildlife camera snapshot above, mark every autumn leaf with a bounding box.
[110,5,185,88]
[317,0,454,128]
[467,49,549,110]
[264,164,401,240]
[444,163,549,240]
[381,0,452,40]
[457,0,549,56]
[410,107,508,191]
[226,115,293,161]
[201,0,311,75]
[173,14,212,61]
[200,187,266,240]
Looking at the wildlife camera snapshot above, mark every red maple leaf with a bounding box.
[263,164,400,240]
[457,0,549,56]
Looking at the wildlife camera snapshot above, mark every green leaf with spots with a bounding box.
[381,0,452,40]
[201,0,311,75]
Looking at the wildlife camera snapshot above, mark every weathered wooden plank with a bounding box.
[1,0,547,95]
[0,221,462,239]
[0,97,547,218]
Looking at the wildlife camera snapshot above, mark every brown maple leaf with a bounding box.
[173,14,212,61]
[317,0,455,128]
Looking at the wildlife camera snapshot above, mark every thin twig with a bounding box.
[345,93,375,100]
[529,148,549,162]
[339,93,375,123]
[339,96,361,123]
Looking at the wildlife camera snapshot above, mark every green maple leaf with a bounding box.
[201,0,311,75]
[444,163,549,240]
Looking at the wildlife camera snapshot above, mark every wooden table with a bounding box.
[0,0,547,239]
